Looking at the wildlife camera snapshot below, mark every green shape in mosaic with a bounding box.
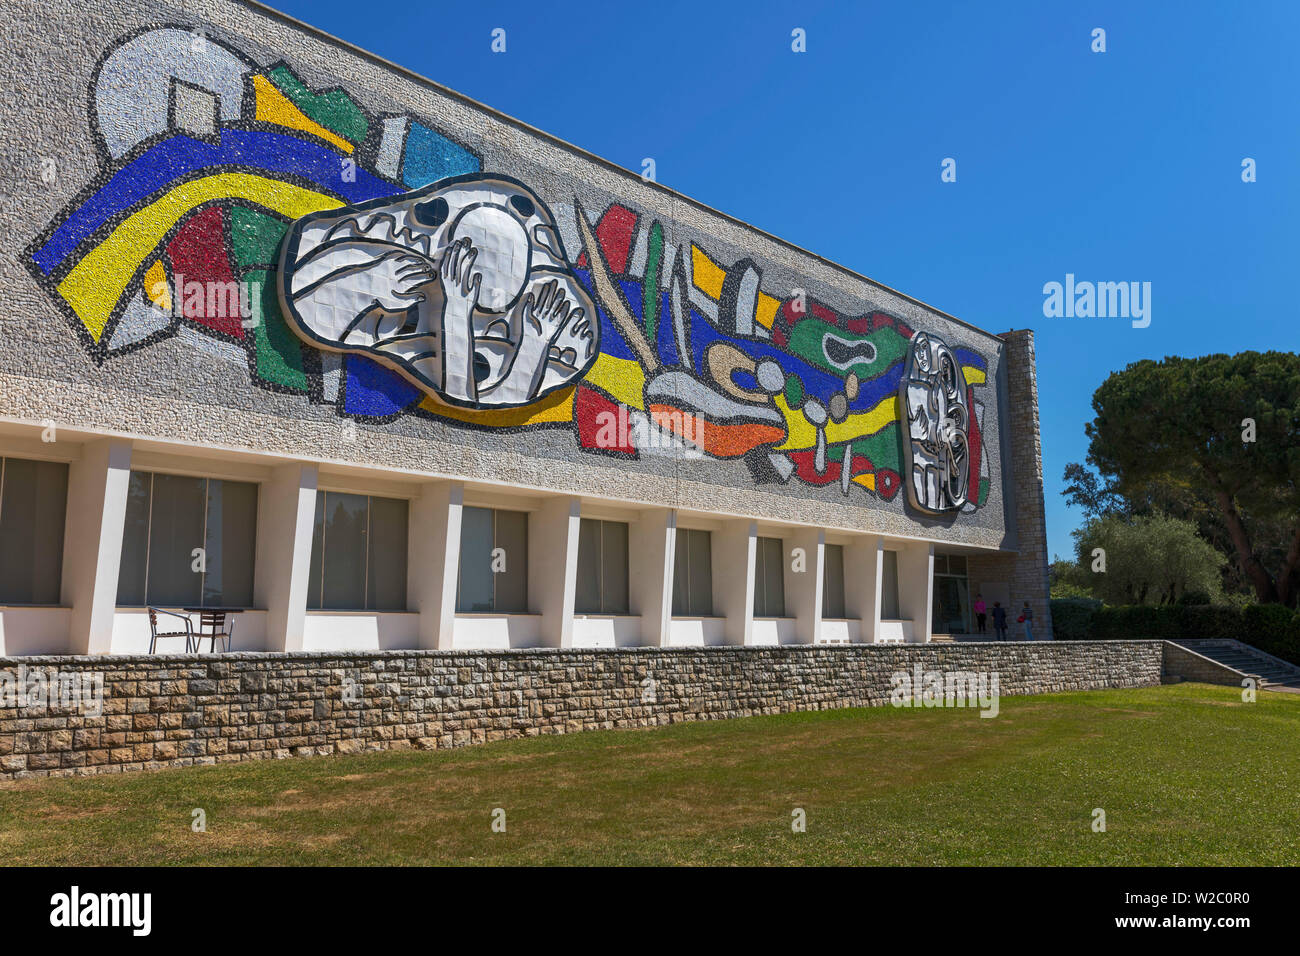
[642,221,664,343]
[247,268,308,393]
[785,322,909,382]
[231,207,289,271]
[783,374,804,408]
[832,421,901,473]
[268,66,369,144]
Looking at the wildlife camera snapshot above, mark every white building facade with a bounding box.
[0,0,1052,656]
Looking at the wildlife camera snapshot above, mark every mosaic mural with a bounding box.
[279,174,598,408]
[24,26,992,514]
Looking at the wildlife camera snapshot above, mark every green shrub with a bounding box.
[1243,604,1300,663]
[1076,602,1300,666]
[1049,598,1101,640]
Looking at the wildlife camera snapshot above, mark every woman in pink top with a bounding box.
[973,595,987,635]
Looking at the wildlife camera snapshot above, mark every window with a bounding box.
[932,552,971,634]
[0,457,68,605]
[457,506,527,613]
[822,543,846,619]
[672,528,713,616]
[753,536,786,617]
[881,549,901,620]
[118,472,258,607]
[307,492,408,610]
[576,518,629,614]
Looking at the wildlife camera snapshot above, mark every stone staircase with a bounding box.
[1169,638,1300,691]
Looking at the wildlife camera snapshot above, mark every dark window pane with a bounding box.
[672,529,689,616]
[752,537,765,617]
[202,479,257,607]
[881,550,901,620]
[933,554,948,575]
[146,473,207,606]
[320,492,367,610]
[932,574,971,634]
[823,543,846,619]
[759,535,780,616]
[367,496,408,610]
[602,520,629,614]
[575,517,602,614]
[688,529,712,616]
[117,471,152,606]
[0,458,68,604]
[947,554,967,575]
[457,506,494,612]
[307,491,325,610]
[493,509,528,613]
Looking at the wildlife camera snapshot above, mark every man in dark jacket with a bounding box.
[991,602,1008,641]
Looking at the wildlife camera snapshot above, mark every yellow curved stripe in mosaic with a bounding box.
[58,174,342,341]
[253,75,354,154]
[773,393,897,452]
[963,365,986,386]
[586,353,646,410]
[852,473,876,491]
[419,386,575,426]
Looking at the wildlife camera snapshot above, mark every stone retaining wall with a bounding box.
[0,642,1163,780]
[1160,641,1251,687]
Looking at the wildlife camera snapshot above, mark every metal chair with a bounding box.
[196,610,235,653]
[147,607,195,653]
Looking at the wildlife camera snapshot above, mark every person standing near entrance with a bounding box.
[973,594,987,635]
[991,601,1007,641]
[1020,601,1034,641]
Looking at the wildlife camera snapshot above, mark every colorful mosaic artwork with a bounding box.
[278,174,599,409]
[25,26,991,513]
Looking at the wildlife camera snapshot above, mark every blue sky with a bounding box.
[263,0,1299,559]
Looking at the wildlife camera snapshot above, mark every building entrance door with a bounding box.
[932,554,971,635]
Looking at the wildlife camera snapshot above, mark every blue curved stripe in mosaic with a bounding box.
[31,129,405,275]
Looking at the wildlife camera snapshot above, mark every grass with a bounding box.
[1,683,1297,866]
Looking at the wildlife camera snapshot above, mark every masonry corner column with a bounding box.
[717,518,756,646]
[896,540,934,644]
[63,438,133,655]
[410,480,462,650]
[531,495,581,648]
[256,463,317,652]
[788,527,824,644]
[630,507,675,647]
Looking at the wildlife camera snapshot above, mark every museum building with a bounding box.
[0,0,1052,656]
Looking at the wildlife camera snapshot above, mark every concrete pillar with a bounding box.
[787,527,824,644]
[530,495,581,647]
[63,438,133,654]
[630,507,675,646]
[845,535,881,643]
[896,540,934,643]
[716,518,756,646]
[409,480,462,650]
[255,463,317,652]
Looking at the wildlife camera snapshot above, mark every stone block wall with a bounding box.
[968,329,1053,638]
[0,642,1162,780]
[1160,641,1252,687]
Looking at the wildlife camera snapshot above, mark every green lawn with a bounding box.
[2,683,1297,866]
